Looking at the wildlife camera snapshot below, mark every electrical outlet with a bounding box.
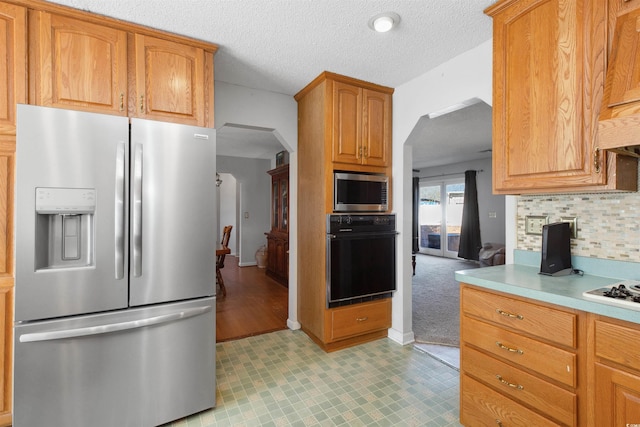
[561,216,578,238]
[525,215,548,235]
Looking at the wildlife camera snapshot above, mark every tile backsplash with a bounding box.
[517,192,640,261]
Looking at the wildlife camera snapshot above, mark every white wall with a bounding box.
[415,158,505,246]
[216,156,271,266]
[390,40,494,345]
[214,81,300,329]
[218,173,238,255]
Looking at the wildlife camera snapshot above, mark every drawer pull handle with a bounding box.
[496,375,524,390]
[496,309,524,320]
[356,317,368,322]
[495,420,503,427]
[496,341,524,355]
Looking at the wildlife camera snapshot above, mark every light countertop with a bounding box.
[455,263,640,324]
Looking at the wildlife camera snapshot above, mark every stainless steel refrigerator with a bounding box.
[13,104,217,427]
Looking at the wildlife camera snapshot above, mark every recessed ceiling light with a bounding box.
[368,12,400,33]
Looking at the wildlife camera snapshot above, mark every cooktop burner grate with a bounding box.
[583,280,640,310]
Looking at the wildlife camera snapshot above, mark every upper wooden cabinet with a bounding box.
[598,5,640,157]
[28,8,216,127]
[132,34,214,127]
[332,80,391,168]
[486,0,637,194]
[0,3,26,136]
[29,11,128,115]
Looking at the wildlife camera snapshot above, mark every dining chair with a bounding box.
[216,225,233,296]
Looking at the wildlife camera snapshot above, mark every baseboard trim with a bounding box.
[387,328,415,345]
[238,261,257,267]
[287,319,301,330]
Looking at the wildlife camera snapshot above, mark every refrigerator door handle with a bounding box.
[132,144,143,277]
[18,305,212,343]
[115,141,126,279]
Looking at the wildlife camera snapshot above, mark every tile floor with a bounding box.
[164,330,461,427]
[414,343,460,371]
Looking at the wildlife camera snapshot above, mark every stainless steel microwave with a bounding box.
[333,172,388,212]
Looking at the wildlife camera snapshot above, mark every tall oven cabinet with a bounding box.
[295,72,393,352]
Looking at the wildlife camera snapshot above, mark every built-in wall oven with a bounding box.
[326,214,396,308]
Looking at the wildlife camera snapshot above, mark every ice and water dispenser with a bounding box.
[35,188,96,270]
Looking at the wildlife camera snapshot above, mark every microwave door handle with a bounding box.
[132,144,143,277]
[114,141,126,280]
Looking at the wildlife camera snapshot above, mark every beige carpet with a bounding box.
[412,254,479,346]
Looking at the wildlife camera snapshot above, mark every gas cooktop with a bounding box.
[583,280,640,310]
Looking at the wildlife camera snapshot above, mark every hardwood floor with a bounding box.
[216,256,289,342]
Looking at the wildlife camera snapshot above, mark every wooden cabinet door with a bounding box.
[361,89,390,167]
[595,363,640,426]
[133,34,209,126]
[278,174,289,233]
[0,3,26,136]
[30,12,128,115]
[0,139,13,427]
[331,81,362,165]
[488,0,609,193]
[0,285,11,427]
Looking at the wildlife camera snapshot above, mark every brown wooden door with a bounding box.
[361,89,390,167]
[331,81,362,165]
[133,34,207,126]
[30,12,128,115]
[0,3,26,136]
[488,0,608,193]
[595,363,640,426]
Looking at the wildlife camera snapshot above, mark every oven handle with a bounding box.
[327,231,398,239]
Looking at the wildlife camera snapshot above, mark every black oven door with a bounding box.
[326,230,396,307]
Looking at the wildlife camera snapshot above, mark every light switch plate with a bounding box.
[561,216,578,238]
[525,215,548,235]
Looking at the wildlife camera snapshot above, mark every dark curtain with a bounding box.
[458,170,482,261]
[412,177,419,253]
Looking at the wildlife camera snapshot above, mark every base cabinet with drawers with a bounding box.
[460,284,582,426]
[461,283,640,427]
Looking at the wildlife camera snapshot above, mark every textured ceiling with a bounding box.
[47,0,495,166]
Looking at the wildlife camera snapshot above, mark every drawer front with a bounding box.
[463,346,577,426]
[462,316,576,387]
[595,319,640,372]
[461,374,560,427]
[329,299,390,341]
[462,285,576,347]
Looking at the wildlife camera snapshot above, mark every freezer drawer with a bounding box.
[13,297,216,427]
